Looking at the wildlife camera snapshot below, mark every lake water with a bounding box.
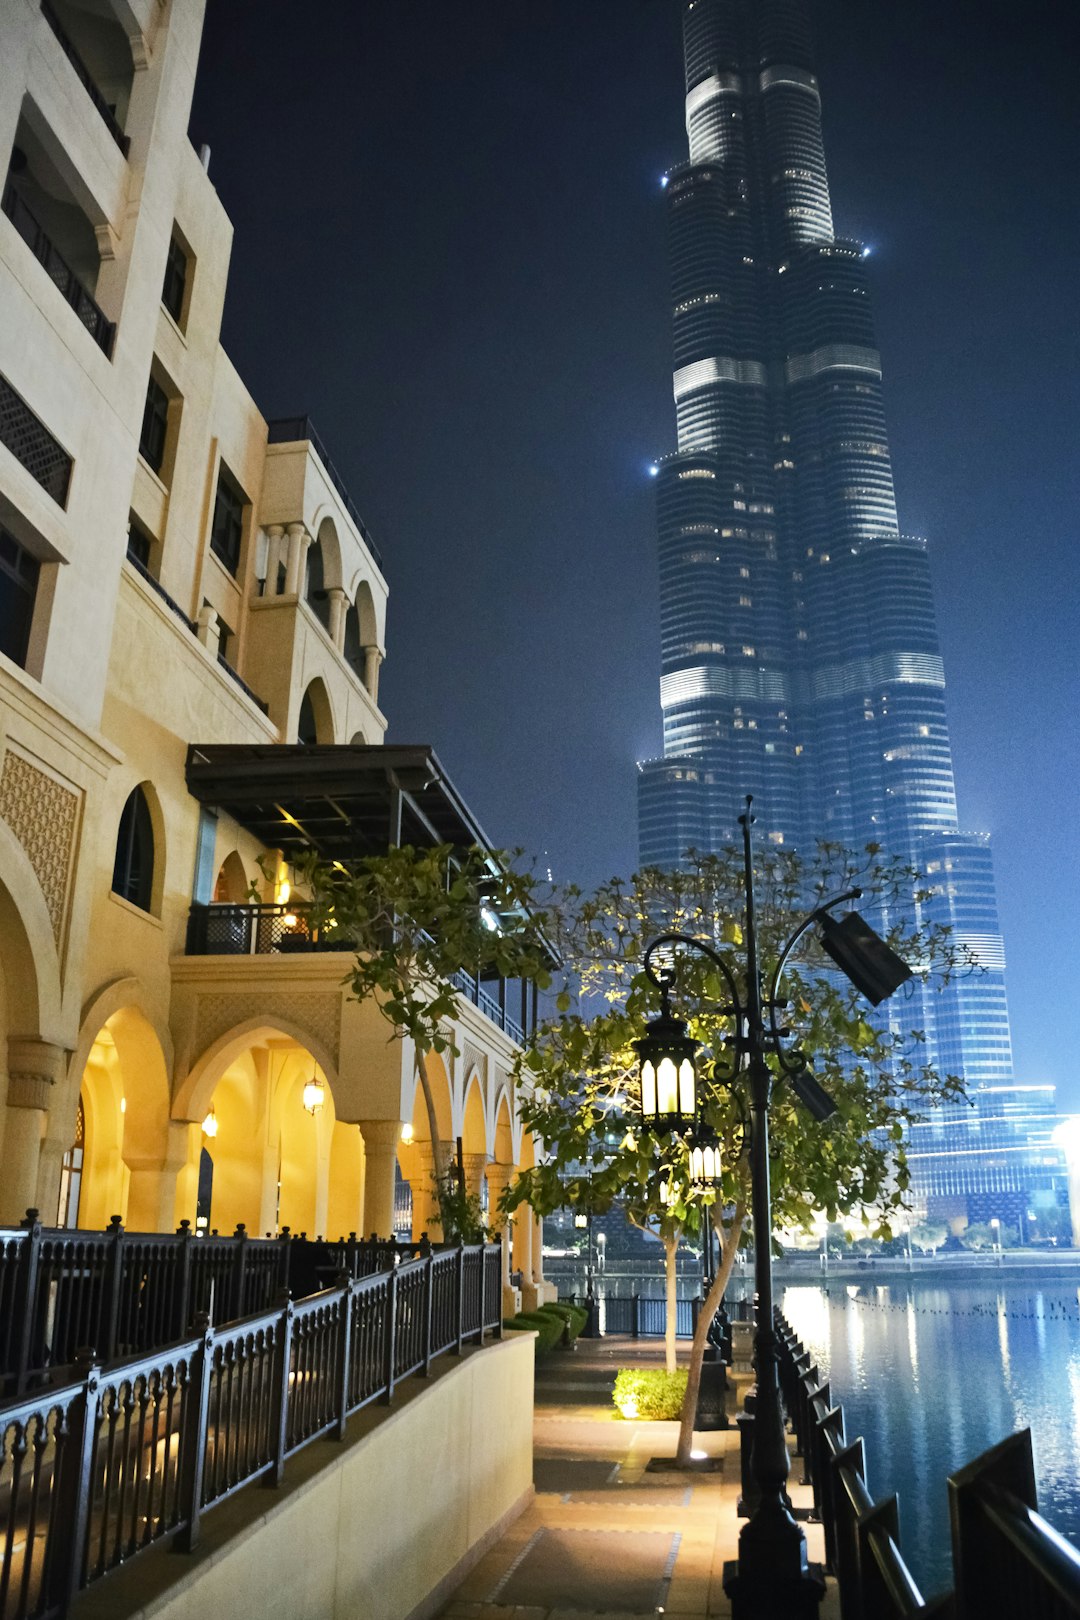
[781,1278,1080,1597]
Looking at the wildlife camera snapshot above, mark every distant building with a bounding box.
[637,0,1013,1094]
[904,1086,1071,1239]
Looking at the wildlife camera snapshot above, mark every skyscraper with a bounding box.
[637,0,1013,1087]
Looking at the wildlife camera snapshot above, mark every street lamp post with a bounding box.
[635,798,913,1620]
[991,1216,1002,1266]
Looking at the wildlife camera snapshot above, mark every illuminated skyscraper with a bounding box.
[637,0,1013,1087]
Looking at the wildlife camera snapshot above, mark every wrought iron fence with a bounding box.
[0,1212,424,1397]
[773,1309,1080,1618]
[0,1244,501,1619]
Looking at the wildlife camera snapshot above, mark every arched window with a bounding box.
[57,1097,84,1228]
[304,539,331,632]
[196,1147,214,1234]
[112,786,155,911]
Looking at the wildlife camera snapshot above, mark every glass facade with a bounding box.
[638,0,1013,1091]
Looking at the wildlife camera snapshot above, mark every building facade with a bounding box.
[637,0,1012,1091]
[0,0,549,1310]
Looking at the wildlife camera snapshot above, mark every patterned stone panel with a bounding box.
[0,749,80,943]
[462,1040,487,1086]
[194,991,342,1067]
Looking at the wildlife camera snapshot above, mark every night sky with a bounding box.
[190,2,1079,1103]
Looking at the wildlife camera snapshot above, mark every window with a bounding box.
[57,1098,84,1228]
[297,687,318,745]
[139,373,169,474]
[192,806,218,906]
[0,524,40,668]
[162,234,189,325]
[112,785,155,911]
[209,463,246,577]
[126,514,153,571]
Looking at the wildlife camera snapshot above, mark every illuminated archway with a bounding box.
[69,1005,172,1230]
[399,1053,453,1241]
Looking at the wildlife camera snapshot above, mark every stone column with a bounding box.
[460,1151,489,1204]
[283,522,310,597]
[532,1210,556,1304]
[414,1140,453,1242]
[357,1119,402,1239]
[263,524,285,595]
[2,1039,66,1226]
[362,646,383,702]
[327,587,348,650]
[514,1203,540,1310]
[485,1162,519,1317]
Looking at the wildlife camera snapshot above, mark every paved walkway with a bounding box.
[438,1335,840,1619]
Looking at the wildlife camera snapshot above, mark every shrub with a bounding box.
[536,1302,588,1343]
[612,1367,688,1421]
[502,1310,564,1353]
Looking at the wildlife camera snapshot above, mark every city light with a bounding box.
[648,463,660,477]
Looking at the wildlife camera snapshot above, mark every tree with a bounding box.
[298,842,553,1236]
[506,842,968,1465]
[910,1220,948,1255]
[960,1220,1015,1252]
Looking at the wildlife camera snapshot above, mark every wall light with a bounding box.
[400,1121,414,1145]
[303,1073,325,1115]
[202,1109,218,1139]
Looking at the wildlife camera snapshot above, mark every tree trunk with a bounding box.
[663,1233,680,1375]
[676,1200,747,1467]
[415,1049,448,1232]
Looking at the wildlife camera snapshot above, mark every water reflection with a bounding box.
[782,1279,1080,1597]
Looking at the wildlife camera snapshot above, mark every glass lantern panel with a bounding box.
[678,1059,695,1118]
[641,1060,657,1119]
[656,1057,679,1116]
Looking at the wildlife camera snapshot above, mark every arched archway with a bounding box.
[176,1020,350,1239]
[304,534,331,633]
[68,1005,173,1230]
[398,1053,453,1241]
[297,678,334,744]
[213,850,250,902]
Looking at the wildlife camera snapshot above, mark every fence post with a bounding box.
[14,1208,42,1395]
[267,1294,294,1486]
[422,1252,434,1375]
[174,1316,213,1553]
[691,1293,700,1335]
[174,1219,195,1338]
[856,1495,901,1618]
[49,1348,99,1615]
[381,1267,399,1404]
[632,1293,640,1340]
[103,1214,125,1362]
[334,1275,353,1439]
[478,1244,487,1346]
[736,1408,758,1517]
[277,1226,292,1295]
[231,1223,249,1319]
[830,1438,866,1620]
[815,1404,844,1573]
[455,1244,465,1355]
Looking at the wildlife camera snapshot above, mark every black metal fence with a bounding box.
[774,1309,1080,1618]
[1,186,115,357]
[0,1243,501,1620]
[0,1212,423,1397]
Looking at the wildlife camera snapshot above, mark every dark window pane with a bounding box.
[139,373,169,474]
[210,464,245,576]
[162,235,188,324]
[0,524,40,667]
[112,785,154,911]
[126,517,152,569]
[298,688,317,745]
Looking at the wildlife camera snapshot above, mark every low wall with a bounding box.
[76,1333,535,1620]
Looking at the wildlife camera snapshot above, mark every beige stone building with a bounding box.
[0,0,551,1310]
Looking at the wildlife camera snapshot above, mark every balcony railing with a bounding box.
[266,416,383,571]
[2,183,115,356]
[0,372,72,505]
[185,901,354,956]
[0,1216,501,1618]
[451,966,525,1044]
[41,1,130,156]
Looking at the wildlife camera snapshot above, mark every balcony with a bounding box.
[41,0,130,156]
[3,183,114,356]
[266,416,383,571]
[0,371,72,506]
[185,902,529,1042]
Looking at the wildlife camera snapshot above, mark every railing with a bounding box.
[185,901,355,956]
[0,1212,424,1396]
[2,185,115,357]
[0,374,72,507]
[265,417,383,571]
[773,1309,1080,1618]
[216,654,270,714]
[124,546,196,632]
[0,1242,501,1619]
[450,966,524,1044]
[40,1,130,156]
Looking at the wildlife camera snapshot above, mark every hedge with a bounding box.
[612,1367,688,1420]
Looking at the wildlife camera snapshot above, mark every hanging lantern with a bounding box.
[303,1073,325,1115]
[688,1137,723,1187]
[635,997,699,1134]
[202,1108,218,1139]
[573,1210,588,1229]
